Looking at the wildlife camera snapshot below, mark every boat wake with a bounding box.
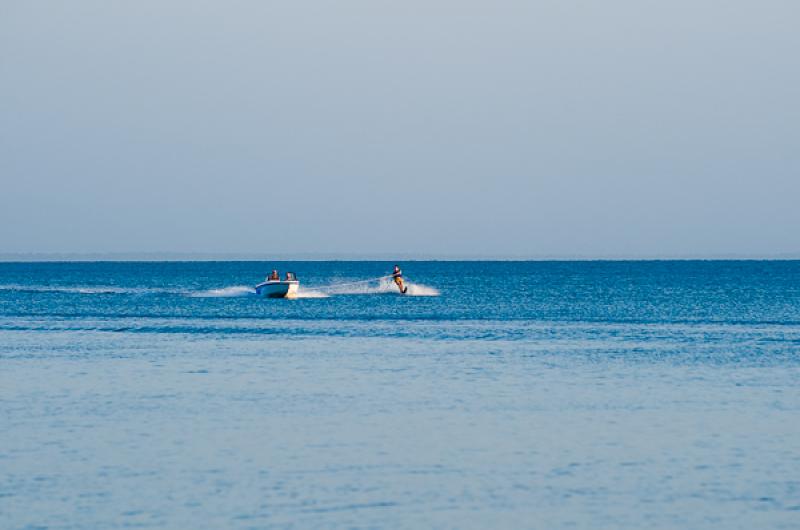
[190,277,439,298]
[321,278,439,297]
[190,286,255,298]
[294,287,329,299]
[0,284,183,295]
[403,282,440,297]
[190,285,329,298]
[1,280,437,299]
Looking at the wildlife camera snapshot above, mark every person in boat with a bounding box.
[285,272,296,281]
[392,264,408,294]
[268,270,279,281]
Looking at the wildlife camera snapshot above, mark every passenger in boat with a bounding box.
[268,270,279,281]
[285,272,295,281]
[392,264,407,294]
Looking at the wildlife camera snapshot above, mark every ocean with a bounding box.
[1,261,799,529]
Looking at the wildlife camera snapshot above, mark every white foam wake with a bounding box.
[294,287,329,299]
[190,278,438,299]
[323,278,397,295]
[191,285,255,298]
[403,282,440,297]
[190,285,329,299]
[322,278,439,296]
[0,284,178,295]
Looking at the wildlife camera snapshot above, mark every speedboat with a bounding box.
[255,272,299,299]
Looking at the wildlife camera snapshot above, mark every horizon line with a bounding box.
[2,252,800,262]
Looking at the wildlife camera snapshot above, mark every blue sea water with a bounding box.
[1,261,799,529]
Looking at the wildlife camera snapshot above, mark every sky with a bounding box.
[1,0,798,258]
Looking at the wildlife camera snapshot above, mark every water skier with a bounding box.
[392,264,408,294]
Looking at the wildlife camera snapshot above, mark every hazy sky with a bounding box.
[2,1,798,257]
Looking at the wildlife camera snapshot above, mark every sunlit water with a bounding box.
[1,261,799,529]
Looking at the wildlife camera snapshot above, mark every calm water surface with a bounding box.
[1,261,799,529]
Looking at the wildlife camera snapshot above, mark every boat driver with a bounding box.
[269,270,279,281]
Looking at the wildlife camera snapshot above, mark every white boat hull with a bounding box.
[255,280,299,299]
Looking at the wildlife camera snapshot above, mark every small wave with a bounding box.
[190,286,255,298]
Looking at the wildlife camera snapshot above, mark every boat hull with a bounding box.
[255,280,300,299]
